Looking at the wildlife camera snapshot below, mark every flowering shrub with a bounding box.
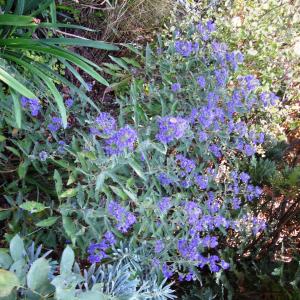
[63,19,279,283]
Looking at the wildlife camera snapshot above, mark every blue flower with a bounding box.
[108,201,136,233]
[171,82,181,92]
[158,173,173,186]
[95,112,116,135]
[197,76,206,89]
[105,126,137,155]
[21,97,41,116]
[39,151,48,161]
[174,40,193,57]
[195,175,208,190]
[156,116,189,144]
[65,98,74,108]
[154,240,165,253]
[158,197,172,213]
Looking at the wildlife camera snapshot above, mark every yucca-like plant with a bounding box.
[0,0,118,128]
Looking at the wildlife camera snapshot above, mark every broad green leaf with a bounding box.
[0,135,6,142]
[19,201,47,213]
[9,235,24,262]
[11,91,22,129]
[0,269,20,297]
[60,246,74,274]
[36,216,58,227]
[60,188,77,198]
[0,67,36,99]
[27,258,49,291]
[0,14,35,26]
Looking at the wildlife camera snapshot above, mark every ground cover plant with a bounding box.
[0,0,299,299]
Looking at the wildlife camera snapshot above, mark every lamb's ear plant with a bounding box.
[0,235,176,299]
[0,0,119,128]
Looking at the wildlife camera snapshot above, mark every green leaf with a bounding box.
[15,0,25,15]
[19,201,47,213]
[60,188,77,198]
[121,57,141,68]
[62,216,77,245]
[6,146,20,157]
[36,216,58,227]
[109,55,129,71]
[27,258,50,291]
[0,14,35,26]
[2,53,68,127]
[42,38,119,50]
[96,172,106,191]
[44,78,68,128]
[128,159,146,181]
[18,159,30,179]
[9,235,24,262]
[60,246,74,274]
[0,135,6,142]
[0,269,20,297]
[0,67,36,99]
[109,185,128,200]
[54,169,63,195]
[11,91,22,129]
[49,1,57,24]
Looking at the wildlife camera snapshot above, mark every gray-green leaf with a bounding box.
[0,269,20,297]
[60,246,74,274]
[27,258,50,291]
[9,235,24,262]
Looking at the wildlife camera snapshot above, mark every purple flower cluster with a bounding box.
[104,125,137,155]
[158,173,174,186]
[197,76,206,89]
[88,231,116,263]
[197,20,216,41]
[65,98,74,108]
[177,238,228,273]
[176,154,196,176]
[174,41,194,57]
[21,97,41,117]
[95,112,116,135]
[154,240,165,253]
[171,82,181,93]
[108,201,136,233]
[156,116,189,143]
[48,117,62,132]
[158,197,172,213]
